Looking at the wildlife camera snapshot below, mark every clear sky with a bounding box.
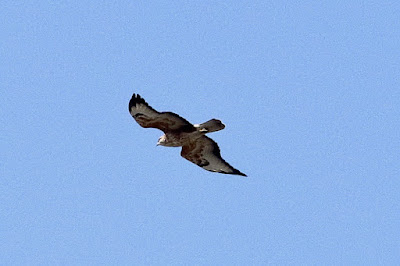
[1,1,399,264]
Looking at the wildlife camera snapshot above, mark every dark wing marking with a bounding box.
[181,136,247,176]
[129,93,195,133]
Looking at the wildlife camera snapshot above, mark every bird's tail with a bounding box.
[194,119,225,133]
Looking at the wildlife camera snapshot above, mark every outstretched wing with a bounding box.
[129,93,195,133]
[181,136,246,176]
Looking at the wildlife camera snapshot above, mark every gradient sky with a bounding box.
[1,1,399,264]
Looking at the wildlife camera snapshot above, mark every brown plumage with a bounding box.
[129,93,246,176]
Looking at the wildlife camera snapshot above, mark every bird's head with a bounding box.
[157,135,167,146]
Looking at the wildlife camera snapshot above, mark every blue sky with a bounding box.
[1,1,399,264]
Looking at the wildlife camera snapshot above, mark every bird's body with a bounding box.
[129,93,246,176]
[158,131,202,147]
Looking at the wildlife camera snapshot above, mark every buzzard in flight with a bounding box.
[129,93,246,176]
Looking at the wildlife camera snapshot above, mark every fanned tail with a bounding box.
[194,119,225,133]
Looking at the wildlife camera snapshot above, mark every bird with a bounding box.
[128,93,247,176]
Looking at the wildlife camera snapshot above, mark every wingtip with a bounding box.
[218,169,247,177]
[129,93,137,111]
[129,93,145,112]
[235,171,247,177]
[227,165,247,177]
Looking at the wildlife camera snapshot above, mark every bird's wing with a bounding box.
[181,136,246,176]
[129,93,194,133]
